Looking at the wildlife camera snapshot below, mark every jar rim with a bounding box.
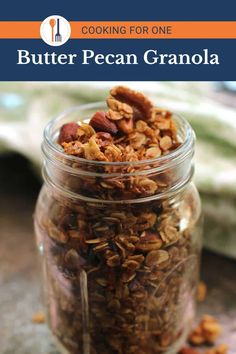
[42,163,195,204]
[43,102,195,170]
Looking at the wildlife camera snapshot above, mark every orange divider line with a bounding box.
[0,21,236,39]
[0,22,41,38]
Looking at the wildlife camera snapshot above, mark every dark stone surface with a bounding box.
[0,154,236,354]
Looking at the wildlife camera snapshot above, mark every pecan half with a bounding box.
[110,86,154,120]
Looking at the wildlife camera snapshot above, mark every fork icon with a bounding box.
[55,18,62,42]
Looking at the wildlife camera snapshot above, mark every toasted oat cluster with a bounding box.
[58,86,180,162]
[188,315,221,345]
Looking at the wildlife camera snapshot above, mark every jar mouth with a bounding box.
[42,163,195,204]
[43,102,195,175]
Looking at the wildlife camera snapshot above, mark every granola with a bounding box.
[179,344,229,354]
[35,86,202,354]
[205,344,229,354]
[31,311,45,324]
[197,281,207,302]
[188,315,221,345]
[58,86,179,164]
[56,86,182,203]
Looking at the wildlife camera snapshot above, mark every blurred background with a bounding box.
[0,82,236,353]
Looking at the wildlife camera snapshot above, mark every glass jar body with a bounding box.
[34,182,202,354]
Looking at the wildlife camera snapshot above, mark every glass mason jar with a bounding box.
[34,103,202,354]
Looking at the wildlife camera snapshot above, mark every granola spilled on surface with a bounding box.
[188,315,222,346]
[197,281,207,302]
[179,314,228,354]
[31,311,45,324]
[58,86,180,162]
[204,344,229,354]
[36,86,202,354]
[179,344,229,354]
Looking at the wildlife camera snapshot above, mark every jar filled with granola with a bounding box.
[34,87,202,354]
